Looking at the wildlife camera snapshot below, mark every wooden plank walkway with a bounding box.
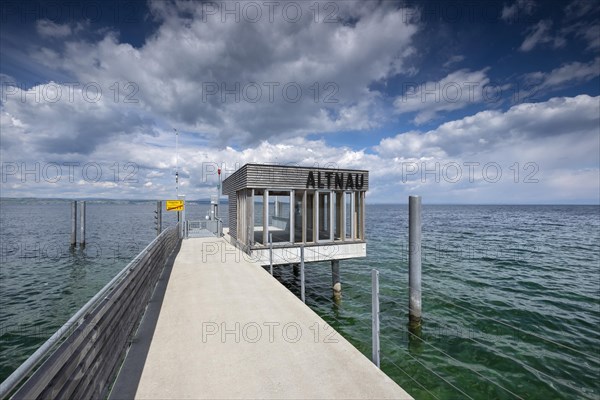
[114,236,413,400]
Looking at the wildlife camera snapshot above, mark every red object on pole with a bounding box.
[218,168,221,175]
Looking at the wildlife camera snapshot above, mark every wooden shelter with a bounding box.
[222,164,368,266]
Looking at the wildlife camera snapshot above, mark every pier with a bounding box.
[111,235,411,399]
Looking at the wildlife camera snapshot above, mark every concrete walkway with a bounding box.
[132,237,413,399]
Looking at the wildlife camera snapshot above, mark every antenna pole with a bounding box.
[174,128,179,196]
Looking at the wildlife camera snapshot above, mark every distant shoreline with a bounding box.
[0,197,598,206]
[0,197,228,204]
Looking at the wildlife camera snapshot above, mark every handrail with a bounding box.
[215,217,223,237]
[0,224,179,399]
[186,218,222,238]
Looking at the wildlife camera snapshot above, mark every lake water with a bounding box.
[1,200,598,399]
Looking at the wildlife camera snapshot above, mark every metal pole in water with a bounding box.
[70,201,77,246]
[300,245,305,303]
[79,201,86,247]
[269,233,273,276]
[409,195,422,326]
[371,269,380,368]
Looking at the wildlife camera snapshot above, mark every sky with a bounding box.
[0,0,598,203]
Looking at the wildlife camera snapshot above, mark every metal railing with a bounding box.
[186,218,222,238]
[0,225,181,400]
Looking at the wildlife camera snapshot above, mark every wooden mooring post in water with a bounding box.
[70,201,77,247]
[79,201,86,247]
[409,195,422,327]
[155,201,162,236]
[70,200,86,247]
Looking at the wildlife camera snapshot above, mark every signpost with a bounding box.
[165,200,184,212]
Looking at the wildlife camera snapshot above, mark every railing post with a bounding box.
[300,245,305,303]
[409,195,422,326]
[372,269,380,368]
[70,201,77,247]
[269,233,273,275]
[79,201,86,247]
[178,194,185,239]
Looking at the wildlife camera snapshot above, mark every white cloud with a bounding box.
[23,1,419,147]
[377,95,599,202]
[564,0,598,19]
[0,82,158,155]
[501,0,536,22]
[520,20,566,52]
[393,68,499,124]
[382,95,599,159]
[2,93,598,203]
[36,20,72,38]
[559,1,599,51]
[577,23,600,50]
[2,2,599,204]
[523,58,600,92]
[443,55,465,68]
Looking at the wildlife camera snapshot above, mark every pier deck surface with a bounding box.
[118,236,412,399]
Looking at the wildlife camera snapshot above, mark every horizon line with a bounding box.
[0,197,598,206]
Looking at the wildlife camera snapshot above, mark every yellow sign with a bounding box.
[165,200,184,211]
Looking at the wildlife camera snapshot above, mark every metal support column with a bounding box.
[300,245,305,303]
[372,269,380,368]
[409,195,422,326]
[331,259,341,294]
